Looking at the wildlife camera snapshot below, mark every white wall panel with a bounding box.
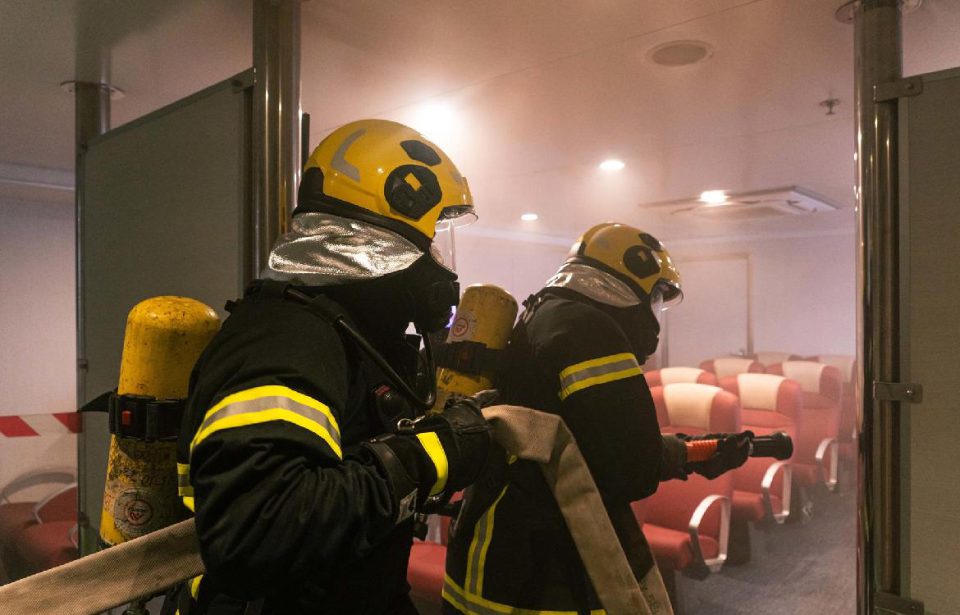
[0,198,76,417]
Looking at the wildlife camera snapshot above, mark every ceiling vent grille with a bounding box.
[639,186,837,220]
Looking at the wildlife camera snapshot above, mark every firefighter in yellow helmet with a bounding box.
[174,120,495,614]
[443,222,751,614]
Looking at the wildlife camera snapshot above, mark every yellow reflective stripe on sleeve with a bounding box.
[442,573,607,615]
[416,432,449,496]
[558,352,642,400]
[189,575,203,599]
[182,496,195,512]
[190,385,342,459]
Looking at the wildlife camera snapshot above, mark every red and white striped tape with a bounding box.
[0,413,81,437]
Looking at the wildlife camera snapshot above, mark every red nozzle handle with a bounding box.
[683,431,793,462]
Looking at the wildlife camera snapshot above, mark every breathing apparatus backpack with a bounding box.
[431,284,519,410]
[81,297,220,549]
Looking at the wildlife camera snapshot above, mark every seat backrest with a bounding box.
[35,484,78,524]
[650,383,740,434]
[699,357,764,379]
[752,351,801,368]
[645,384,740,535]
[807,355,856,384]
[768,361,842,405]
[719,373,803,431]
[645,367,718,388]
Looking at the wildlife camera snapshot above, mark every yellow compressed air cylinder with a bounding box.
[99,296,219,547]
[432,284,518,411]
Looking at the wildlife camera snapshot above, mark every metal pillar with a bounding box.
[251,0,302,281]
[72,81,110,556]
[853,1,905,613]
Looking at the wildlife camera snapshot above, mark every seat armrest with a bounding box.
[761,461,793,524]
[687,494,731,574]
[0,468,75,504]
[815,437,839,491]
[33,482,78,524]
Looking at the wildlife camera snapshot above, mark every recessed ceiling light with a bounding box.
[599,159,625,171]
[699,190,727,204]
[520,213,539,222]
[647,40,714,68]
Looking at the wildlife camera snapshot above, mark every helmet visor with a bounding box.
[431,223,458,273]
[657,279,683,309]
[431,207,476,273]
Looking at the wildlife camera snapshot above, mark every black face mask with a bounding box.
[604,300,661,363]
[312,255,459,337]
[403,255,460,333]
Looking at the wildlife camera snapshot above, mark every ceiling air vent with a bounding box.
[639,186,837,220]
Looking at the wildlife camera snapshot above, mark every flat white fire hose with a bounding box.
[0,405,671,615]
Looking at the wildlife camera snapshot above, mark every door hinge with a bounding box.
[874,76,924,102]
[875,591,924,615]
[873,381,923,403]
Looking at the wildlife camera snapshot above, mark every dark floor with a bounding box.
[677,478,857,615]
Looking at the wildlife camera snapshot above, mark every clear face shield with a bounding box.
[649,280,683,326]
[430,206,477,274]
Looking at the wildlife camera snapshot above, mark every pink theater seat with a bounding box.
[718,374,800,524]
[807,355,857,464]
[699,357,764,379]
[0,470,76,583]
[751,351,801,368]
[407,508,454,605]
[645,367,718,388]
[11,521,78,574]
[767,361,843,491]
[718,373,801,564]
[643,383,739,582]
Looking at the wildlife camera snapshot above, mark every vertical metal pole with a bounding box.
[251,0,301,282]
[854,1,903,612]
[74,81,110,555]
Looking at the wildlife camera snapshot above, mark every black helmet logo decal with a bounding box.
[623,245,661,279]
[401,140,442,166]
[638,232,664,251]
[385,165,442,220]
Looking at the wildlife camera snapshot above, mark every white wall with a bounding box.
[671,231,858,359]
[0,197,77,495]
[0,198,76,416]
[454,229,570,306]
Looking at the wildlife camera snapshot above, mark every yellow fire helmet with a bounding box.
[567,222,683,307]
[295,119,474,250]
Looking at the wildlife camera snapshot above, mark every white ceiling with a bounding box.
[2,0,959,241]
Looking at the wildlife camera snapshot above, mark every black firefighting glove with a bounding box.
[680,431,754,480]
[358,390,496,524]
[659,434,690,481]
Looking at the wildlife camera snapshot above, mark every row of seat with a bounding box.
[635,356,855,606]
[697,353,858,464]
